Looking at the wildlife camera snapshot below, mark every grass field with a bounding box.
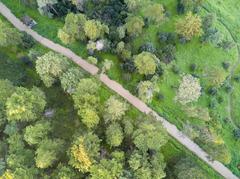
[1,0,240,176]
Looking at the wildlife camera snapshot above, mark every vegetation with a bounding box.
[2,0,240,177]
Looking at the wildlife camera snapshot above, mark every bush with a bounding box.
[190,63,197,71]
[172,65,180,74]
[159,44,176,64]
[222,62,230,70]
[19,56,33,67]
[21,32,35,49]
[121,60,136,73]
[208,87,217,96]
[233,128,240,140]
[139,42,156,54]
[158,32,177,44]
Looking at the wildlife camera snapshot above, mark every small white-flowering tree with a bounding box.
[175,74,201,105]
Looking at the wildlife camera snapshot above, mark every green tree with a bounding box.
[24,120,52,145]
[84,20,109,41]
[36,51,70,87]
[35,138,64,169]
[72,78,101,123]
[69,133,100,173]
[6,87,46,122]
[143,3,165,23]
[90,158,123,179]
[60,67,85,94]
[51,164,80,179]
[58,13,87,44]
[106,123,123,147]
[124,0,142,11]
[129,150,166,179]
[79,108,100,129]
[104,96,128,123]
[134,52,158,75]
[125,16,144,36]
[0,19,22,47]
[176,12,202,40]
[12,167,39,179]
[0,79,15,106]
[133,119,168,152]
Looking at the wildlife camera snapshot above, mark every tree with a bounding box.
[69,133,100,173]
[124,0,142,11]
[72,78,101,117]
[79,108,100,129]
[35,138,64,169]
[143,3,165,23]
[206,68,226,87]
[176,12,202,40]
[52,164,80,179]
[134,52,158,75]
[60,67,85,94]
[104,96,128,123]
[137,81,155,103]
[0,170,14,179]
[24,120,52,145]
[6,87,46,122]
[58,13,87,44]
[36,51,70,87]
[0,19,22,47]
[84,20,109,41]
[37,0,58,17]
[90,158,123,179]
[0,79,15,106]
[12,167,38,179]
[125,16,144,36]
[133,119,168,152]
[175,74,201,105]
[129,150,166,179]
[106,123,123,147]
[174,157,208,179]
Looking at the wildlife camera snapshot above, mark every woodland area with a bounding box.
[1,0,240,178]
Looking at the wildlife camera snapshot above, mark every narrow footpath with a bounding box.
[0,2,238,179]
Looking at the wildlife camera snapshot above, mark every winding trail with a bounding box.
[0,2,238,179]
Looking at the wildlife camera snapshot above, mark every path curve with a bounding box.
[0,2,238,179]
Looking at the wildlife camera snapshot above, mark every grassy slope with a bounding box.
[0,11,222,178]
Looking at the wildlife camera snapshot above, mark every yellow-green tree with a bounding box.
[134,52,158,75]
[69,133,100,173]
[176,12,202,40]
[144,3,165,23]
[84,20,109,41]
[6,87,46,122]
[0,19,22,47]
[36,51,70,87]
[125,16,144,36]
[58,13,87,44]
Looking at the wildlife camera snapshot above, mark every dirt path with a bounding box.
[0,2,238,179]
